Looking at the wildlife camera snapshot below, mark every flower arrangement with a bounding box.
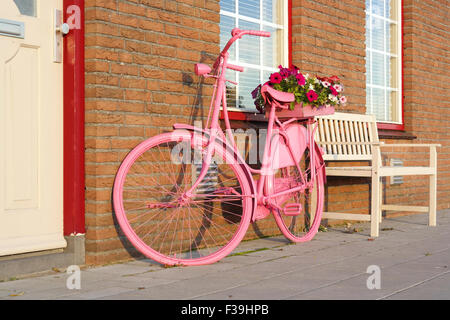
[252,65,347,113]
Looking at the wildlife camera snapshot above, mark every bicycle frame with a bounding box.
[177,28,321,217]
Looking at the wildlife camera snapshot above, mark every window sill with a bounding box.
[223,112,416,140]
[220,110,267,122]
[378,129,416,140]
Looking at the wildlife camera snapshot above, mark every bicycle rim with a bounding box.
[270,145,325,242]
[113,130,253,266]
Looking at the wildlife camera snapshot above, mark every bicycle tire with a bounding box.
[113,130,253,266]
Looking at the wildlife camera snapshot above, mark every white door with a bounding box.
[0,0,66,256]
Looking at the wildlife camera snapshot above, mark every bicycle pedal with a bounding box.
[283,203,302,216]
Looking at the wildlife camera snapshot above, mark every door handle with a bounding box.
[54,9,70,63]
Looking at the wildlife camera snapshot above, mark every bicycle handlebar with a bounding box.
[227,63,244,72]
[231,28,271,38]
[214,28,271,70]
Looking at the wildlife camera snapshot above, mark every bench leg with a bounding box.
[429,173,437,226]
[371,174,380,237]
[429,146,437,227]
[379,180,383,222]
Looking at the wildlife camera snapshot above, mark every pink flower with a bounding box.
[329,86,338,96]
[270,72,282,84]
[307,90,318,102]
[322,81,331,88]
[333,84,343,93]
[296,73,306,86]
[339,96,347,104]
[289,65,300,75]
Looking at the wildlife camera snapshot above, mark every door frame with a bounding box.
[63,0,85,235]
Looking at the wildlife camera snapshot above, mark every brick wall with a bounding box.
[84,0,221,265]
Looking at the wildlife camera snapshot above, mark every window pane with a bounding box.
[366,50,371,83]
[239,0,260,19]
[239,19,260,65]
[263,26,282,68]
[371,52,385,86]
[263,0,283,23]
[385,21,391,54]
[385,0,391,18]
[372,88,386,121]
[225,69,237,108]
[367,87,373,114]
[263,0,274,22]
[220,15,236,60]
[239,68,260,109]
[365,14,370,48]
[385,57,390,88]
[371,16,384,51]
[263,70,272,83]
[13,0,36,16]
[372,0,384,16]
[221,0,235,12]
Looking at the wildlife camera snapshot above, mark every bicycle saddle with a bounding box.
[261,85,295,109]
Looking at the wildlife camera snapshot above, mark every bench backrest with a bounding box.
[315,112,379,161]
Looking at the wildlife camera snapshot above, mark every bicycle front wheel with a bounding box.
[270,143,325,242]
[113,130,253,266]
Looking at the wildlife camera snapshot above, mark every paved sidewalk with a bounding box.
[1,210,449,300]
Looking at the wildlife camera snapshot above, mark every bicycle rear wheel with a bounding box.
[270,143,325,242]
[113,130,253,266]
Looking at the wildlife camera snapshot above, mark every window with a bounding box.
[365,0,402,124]
[220,0,289,111]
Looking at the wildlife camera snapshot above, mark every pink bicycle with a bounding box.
[113,29,326,266]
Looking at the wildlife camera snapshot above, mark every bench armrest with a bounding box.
[379,143,441,148]
[316,141,383,146]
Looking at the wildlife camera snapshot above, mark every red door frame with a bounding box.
[63,0,85,235]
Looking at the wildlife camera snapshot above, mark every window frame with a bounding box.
[365,0,404,131]
[219,0,290,114]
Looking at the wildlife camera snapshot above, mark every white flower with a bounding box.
[309,84,314,90]
[322,81,331,88]
[328,94,337,102]
[314,78,320,84]
[305,73,309,79]
[340,96,347,104]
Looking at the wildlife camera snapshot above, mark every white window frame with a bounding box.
[220,0,289,112]
[366,0,402,124]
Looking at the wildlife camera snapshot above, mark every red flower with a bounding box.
[329,75,340,83]
[307,90,318,102]
[329,86,338,96]
[296,73,306,86]
[270,72,282,84]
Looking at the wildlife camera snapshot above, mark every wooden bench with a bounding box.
[314,112,440,237]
